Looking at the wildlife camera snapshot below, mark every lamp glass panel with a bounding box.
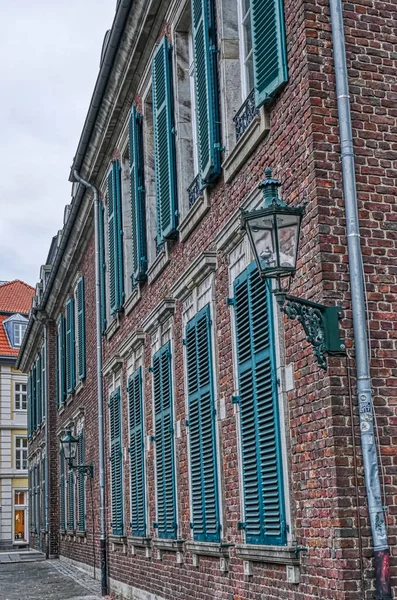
[276,213,300,270]
[247,214,277,270]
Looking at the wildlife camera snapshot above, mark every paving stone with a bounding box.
[0,560,101,599]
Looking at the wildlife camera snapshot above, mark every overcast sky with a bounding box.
[0,1,116,286]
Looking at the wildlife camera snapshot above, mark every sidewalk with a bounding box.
[0,549,45,563]
[0,556,103,600]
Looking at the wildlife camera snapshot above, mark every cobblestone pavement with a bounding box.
[0,558,102,600]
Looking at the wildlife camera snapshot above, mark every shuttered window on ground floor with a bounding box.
[233,262,286,546]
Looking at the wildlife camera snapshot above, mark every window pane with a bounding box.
[243,17,252,58]
[245,54,254,93]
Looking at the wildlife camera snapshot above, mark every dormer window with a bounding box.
[14,323,27,347]
[2,314,28,349]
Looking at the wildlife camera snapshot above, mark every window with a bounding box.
[250,0,288,107]
[15,437,28,470]
[233,262,286,546]
[128,368,146,537]
[56,315,67,407]
[191,0,221,184]
[14,323,27,347]
[107,161,124,315]
[77,431,86,532]
[67,466,75,531]
[65,297,76,394]
[15,383,27,411]
[99,203,107,332]
[185,305,220,542]
[188,33,199,178]
[173,10,201,217]
[109,387,124,535]
[14,490,27,542]
[152,342,177,539]
[129,106,147,285]
[60,449,66,531]
[152,36,178,245]
[75,277,86,381]
[237,0,254,100]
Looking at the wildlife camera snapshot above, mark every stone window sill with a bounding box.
[76,531,86,538]
[109,534,128,553]
[124,285,141,316]
[152,538,184,553]
[109,534,127,545]
[105,313,121,341]
[74,380,84,396]
[178,188,211,242]
[235,544,299,566]
[222,106,270,184]
[185,541,233,558]
[127,535,151,548]
[128,536,152,557]
[147,241,171,285]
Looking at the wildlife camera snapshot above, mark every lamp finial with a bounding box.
[259,166,283,207]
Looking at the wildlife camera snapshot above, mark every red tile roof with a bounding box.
[0,314,19,357]
[0,280,34,315]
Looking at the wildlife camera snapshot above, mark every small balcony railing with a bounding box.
[233,89,259,142]
[187,174,202,210]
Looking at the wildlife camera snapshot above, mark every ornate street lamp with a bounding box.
[241,167,345,370]
[60,430,93,477]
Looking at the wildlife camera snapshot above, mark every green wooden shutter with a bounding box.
[37,462,41,532]
[36,356,42,426]
[66,298,76,394]
[109,388,124,535]
[55,331,59,408]
[152,36,178,243]
[77,277,86,380]
[32,365,37,431]
[192,0,221,183]
[41,457,45,528]
[60,450,66,530]
[107,161,124,314]
[99,202,107,332]
[128,368,146,536]
[153,343,177,539]
[77,432,85,531]
[67,467,75,530]
[28,469,32,529]
[234,262,286,545]
[186,305,220,542]
[33,465,37,532]
[129,106,147,284]
[251,0,288,107]
[27,373,32,436]
[59,316,67,404]
[42,343,46,420]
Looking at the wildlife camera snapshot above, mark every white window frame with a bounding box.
[237,0,254,101]
[13,489,28,544]
[15,437,28,471]
[148,317,179,539]
[126,343,147,534]
[188,30,199,177]
[108,367,123,533]
[15,382,27,411]
[182,274,224,541]
[14,323,27,347]
[227,237,293,546]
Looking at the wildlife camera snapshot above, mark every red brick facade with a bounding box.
[21,0,397,598]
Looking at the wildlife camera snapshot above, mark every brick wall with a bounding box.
[35,0,397,598]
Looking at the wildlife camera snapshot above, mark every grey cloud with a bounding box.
[0,0,116,285]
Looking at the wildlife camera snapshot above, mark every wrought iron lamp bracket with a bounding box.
[275,292,346,370]
[68,460,94,478]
